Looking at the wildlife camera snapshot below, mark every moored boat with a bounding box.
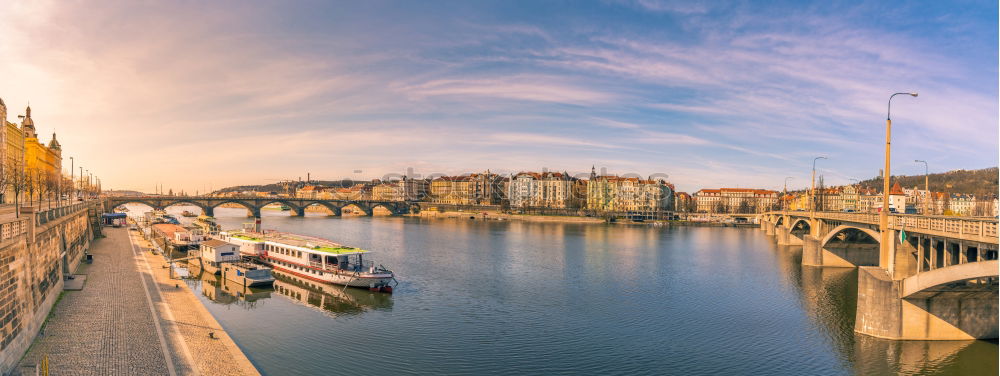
[193,215,220,234]
[222,262,275,288]
[217,228,397,292]
[181,210,198,217]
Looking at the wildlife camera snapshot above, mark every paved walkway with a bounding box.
[18,227,173,375]
[132,231,260,376]
[17,227,260,376]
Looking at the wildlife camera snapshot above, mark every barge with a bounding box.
[217,227,396,292]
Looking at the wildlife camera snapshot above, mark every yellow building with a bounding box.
[0,101,63,203]
[21,106,63,198]
[430,176,474,205]
[0,99,24,203]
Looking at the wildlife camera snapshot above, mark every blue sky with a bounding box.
[0,0,996,193]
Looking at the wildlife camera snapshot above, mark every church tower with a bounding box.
[21,105,36,139]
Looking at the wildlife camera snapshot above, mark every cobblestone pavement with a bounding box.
[18,227,173,375]
[132,231,260,376]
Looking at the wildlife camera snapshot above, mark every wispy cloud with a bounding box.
[0,1,993,193]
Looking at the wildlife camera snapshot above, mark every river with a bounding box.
[142,205,997,375]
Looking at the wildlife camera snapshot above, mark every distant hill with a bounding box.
[212,180,366,195]
[856,167,998,197]
[104,190,148,196]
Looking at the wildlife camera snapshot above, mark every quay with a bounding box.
[13,226,259,375]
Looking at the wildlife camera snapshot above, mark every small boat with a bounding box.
[181,210,198,217]
[193,215,220,234]
[280,204,291,211]
[218,229,396,292]
[222,262,275,288]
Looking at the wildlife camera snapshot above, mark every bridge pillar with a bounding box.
[802,235,823,266]
[764,222,776,236]
[290,207,305,217]
[855,266,998,340]
[247,207,261,218]
[204,207,214,217]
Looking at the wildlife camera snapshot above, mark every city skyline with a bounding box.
[1,1,996,193]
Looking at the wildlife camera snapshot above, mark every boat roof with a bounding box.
[223,230,369,256]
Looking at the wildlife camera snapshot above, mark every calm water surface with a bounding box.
[152,206,996,375]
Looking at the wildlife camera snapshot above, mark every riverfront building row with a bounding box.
[0,98,71,204]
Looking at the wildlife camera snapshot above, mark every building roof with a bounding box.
[889,182,905,195]
[152,223,188,238]
[202,239,233,248]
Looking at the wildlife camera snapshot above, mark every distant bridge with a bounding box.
[103,195,421,217]
[759,211,998,340]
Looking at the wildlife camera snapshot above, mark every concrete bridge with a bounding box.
[759,211,998,340]
[103,195,421,217]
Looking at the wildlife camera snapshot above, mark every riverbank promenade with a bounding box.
[16,227,258,375]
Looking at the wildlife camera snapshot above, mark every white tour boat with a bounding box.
[217,227,396,292]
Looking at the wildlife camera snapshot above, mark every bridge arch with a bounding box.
[370,202,402,216]
[788,218,811,234]
[820,225,881,248]
[257,199,303,213]
[109,199,164,211]
[902,260,998,298]
[341,202,372,216]
[160,200,210,214]
[301,201,341,216]
[209,200,259,217]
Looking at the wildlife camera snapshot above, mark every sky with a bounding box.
[0,0,996,194]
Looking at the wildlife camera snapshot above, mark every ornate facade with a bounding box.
[0,100,63,203]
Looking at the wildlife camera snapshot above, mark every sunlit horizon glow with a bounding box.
[0,1,996,194]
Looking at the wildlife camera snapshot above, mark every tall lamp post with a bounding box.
[849,178,859,212]
[811,156,827,216]
[915,160,929,215]
[69,157,74,202]
[882,92,918,276]
[783,177,793,211]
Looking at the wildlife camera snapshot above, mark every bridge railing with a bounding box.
[767,211,998,240]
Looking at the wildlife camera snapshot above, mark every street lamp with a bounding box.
[783,177,793,211]
[811,156,827,215]
[915,160,929,215]
[69,157,74,202]
[882,92,918,276]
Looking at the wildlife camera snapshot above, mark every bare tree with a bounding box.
[7,160,27,217]
[0,158,10,205]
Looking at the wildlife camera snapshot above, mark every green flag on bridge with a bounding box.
[899,229,907,243]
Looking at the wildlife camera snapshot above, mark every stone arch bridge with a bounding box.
[758,211,998,340]
[104,195,421,217]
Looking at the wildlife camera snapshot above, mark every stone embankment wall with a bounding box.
[0,204,95,373]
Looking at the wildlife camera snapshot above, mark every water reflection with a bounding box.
[150,207,995,375]
[774,241,997,375]
[189,263,272,309]
[271,269,393,316]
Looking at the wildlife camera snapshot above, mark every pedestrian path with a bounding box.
[18,227,173,375]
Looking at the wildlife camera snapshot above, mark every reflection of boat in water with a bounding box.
[190,263,272,309]
[181,210,198,217]
[272,269,392,316]
[223,261,275,288]
[219,227,397,292]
